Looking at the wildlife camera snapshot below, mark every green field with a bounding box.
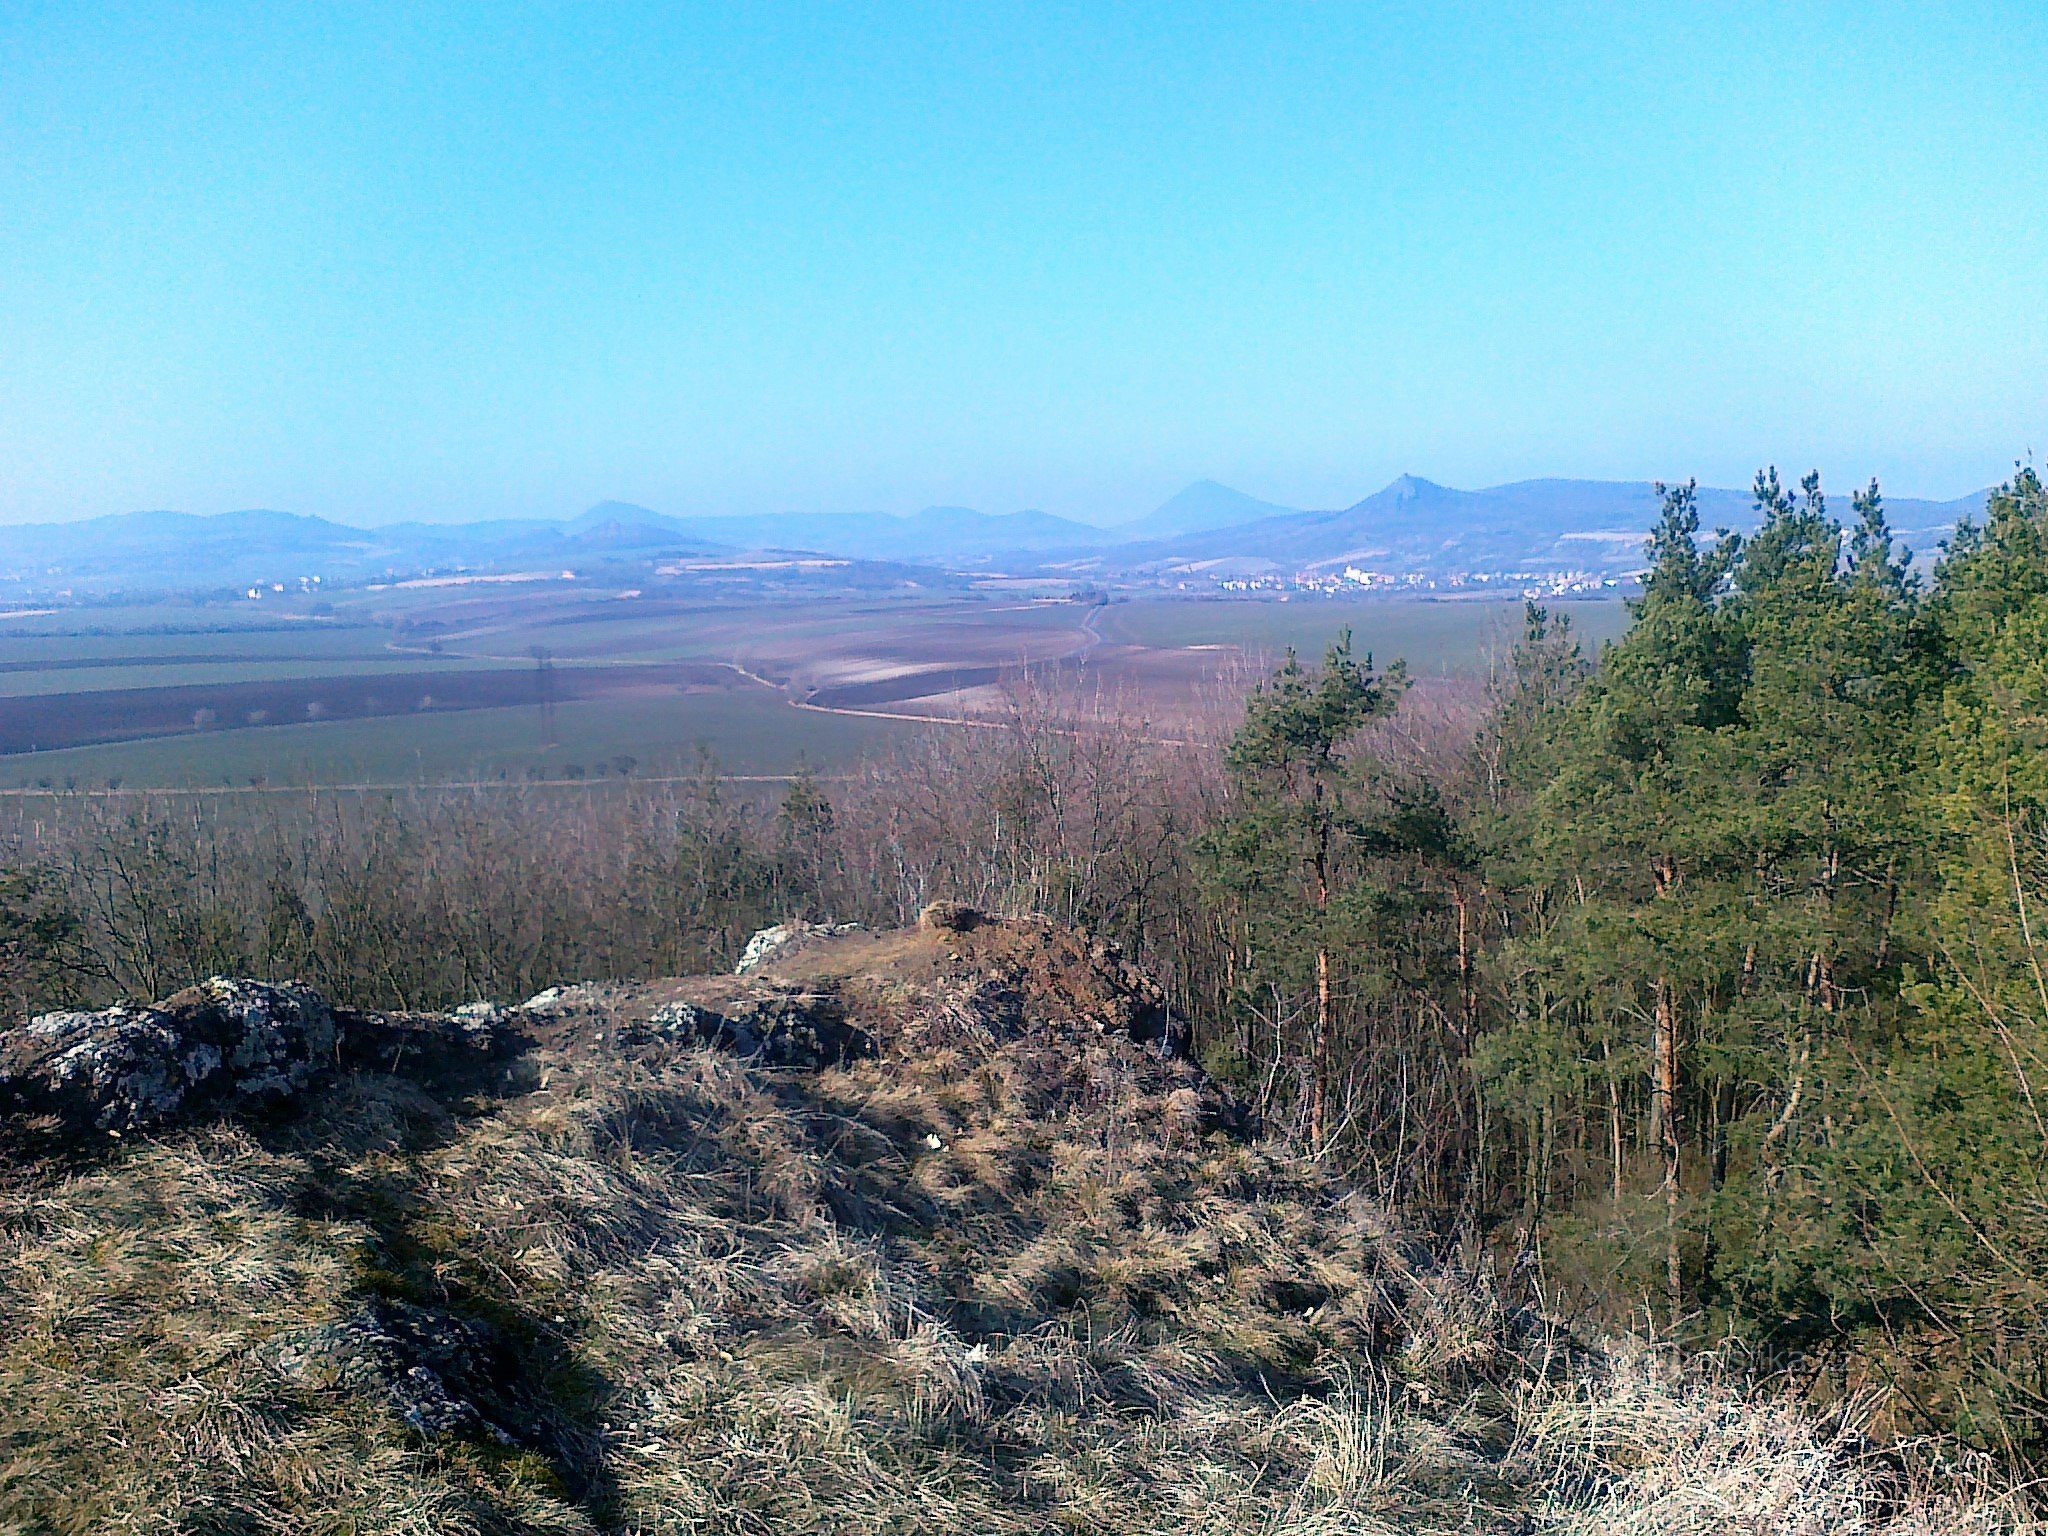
[0,692,913,789]
[0,593,1634,788]
[1095,597,1632,676]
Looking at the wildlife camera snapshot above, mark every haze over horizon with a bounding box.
[3,4,2043,528]
[0,470,2003,539]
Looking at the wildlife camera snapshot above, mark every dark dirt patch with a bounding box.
[0,662,743,754]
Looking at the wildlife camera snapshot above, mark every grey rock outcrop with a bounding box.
[641,986,874,1068]
[1,977,337,1134]
[734,920,865,975]
[0,913,1197,1145]
[0,978,520,1139]
[271,1299,517,1445]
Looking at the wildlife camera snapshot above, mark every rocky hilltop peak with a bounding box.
[1,907,1207,1144]
[0,912,1989,1532]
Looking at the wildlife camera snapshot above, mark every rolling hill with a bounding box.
[1115,478,1307,538]
[0,476,1995,597]
[1121,475,1989,579]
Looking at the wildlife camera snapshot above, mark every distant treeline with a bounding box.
[4,467,2048,1468]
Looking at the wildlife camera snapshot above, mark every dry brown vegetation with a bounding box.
[0,916,2026,1533]
[10,589,2048,1521]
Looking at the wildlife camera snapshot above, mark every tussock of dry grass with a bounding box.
[0,939,2033,1533]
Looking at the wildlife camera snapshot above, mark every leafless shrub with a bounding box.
[4,774,786,1011]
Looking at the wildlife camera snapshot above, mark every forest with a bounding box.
[5,466,2046,1470]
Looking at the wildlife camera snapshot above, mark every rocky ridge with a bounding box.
[0,903,1206,1144]
[0,907,2006,1534]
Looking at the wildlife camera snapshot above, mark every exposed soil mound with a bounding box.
[0,915,2013,1533]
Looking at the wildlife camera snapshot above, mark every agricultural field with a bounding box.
[1092,595,1633,674]
[0,693,906,790]
[0,583,1631,789]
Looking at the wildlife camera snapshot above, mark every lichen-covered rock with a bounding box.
[270,1299,516,1444]
[343,1004,521,1080]
[643,985,874,1067]
[516,982,618,1015]
[1,977,336,1134]
[0,978,522,1140]
[0,913,1194,1146]
[735,920,865,975]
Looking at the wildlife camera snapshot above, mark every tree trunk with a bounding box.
[1604,1036,1624,1203]
[1653,973,1682,1314]
[1313,942,1330,1147]
[1875,854,1898,971]
[1311,789,1331,1150]
[1651,852,1682,1315]
[1453,886,1474,1032]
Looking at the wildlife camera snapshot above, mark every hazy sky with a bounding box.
[2,3,2043,527]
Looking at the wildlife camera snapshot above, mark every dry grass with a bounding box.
[0,933,2034,1533]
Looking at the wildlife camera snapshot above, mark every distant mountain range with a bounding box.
[568,502,1116,562]
[1115,480,1306,539]
[0,476,1994,598]
[1109,475,1986,581]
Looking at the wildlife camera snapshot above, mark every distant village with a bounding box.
[1211,565,1626,598]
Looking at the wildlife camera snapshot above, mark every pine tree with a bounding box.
[1460,465,2048,1457]
[1706,471,1929,1335]
[1548,481,1742,1309]
[1828,467,2048,1456]
[1202,633,1407,1148]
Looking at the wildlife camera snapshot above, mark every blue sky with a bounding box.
[1,2,2043,526]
